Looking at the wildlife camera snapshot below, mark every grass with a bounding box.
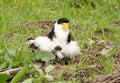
[0,0,120,83]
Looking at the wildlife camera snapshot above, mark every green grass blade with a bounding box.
[11,64,29,83]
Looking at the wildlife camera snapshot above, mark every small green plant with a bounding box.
[0,73,9,83]
[22,65,55,83]
[31,50,55,63]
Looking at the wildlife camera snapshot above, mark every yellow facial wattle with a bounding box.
[62,23,69,30]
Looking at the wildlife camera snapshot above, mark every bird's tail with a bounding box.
[27,38,35,44]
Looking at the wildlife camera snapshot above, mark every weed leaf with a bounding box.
[0,73,9,83]
[44,74,54,81]
[31,51,55,63]
[7,49,16,56]
[45,65,55,73]
[22,78,33,83]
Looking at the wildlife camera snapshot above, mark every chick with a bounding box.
[52,46,64,59]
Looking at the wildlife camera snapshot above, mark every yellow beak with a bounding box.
[62,23,69,30]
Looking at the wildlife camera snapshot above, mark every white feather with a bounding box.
[62,41,80,59]
[28,36,55,52]
[55,51,64,59]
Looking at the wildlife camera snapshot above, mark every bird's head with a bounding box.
[55,18,69,31]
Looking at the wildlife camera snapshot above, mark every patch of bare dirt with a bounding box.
[114,48,120,69]
[48,63,93,83]
[62,69,73,80]
[82,37,120,66]
[46,56,101,83]
[43,63,71,81]
[83,56,103,69]
[22,20,54,36]
[5,33,14,38]
[75,68,95,83]
[112,19,120,26]
[95,28,111,37]
[22,20,54,29]
[115,55,120,64]
[82,38,114,56]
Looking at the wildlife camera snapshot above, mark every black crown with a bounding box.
[57,18,69,24]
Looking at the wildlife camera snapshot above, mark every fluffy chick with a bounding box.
[28,36,55,52]
[62,41,80,59]
[52,46,64,59]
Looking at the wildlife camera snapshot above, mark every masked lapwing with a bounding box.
[28,18,80,59]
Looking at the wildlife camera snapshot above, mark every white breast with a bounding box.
[53,22,69,47]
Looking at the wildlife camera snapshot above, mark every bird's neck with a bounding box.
[55,27,69,39]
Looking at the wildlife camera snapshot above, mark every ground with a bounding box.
[0,0,120,83]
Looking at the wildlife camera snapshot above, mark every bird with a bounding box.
[52,46,64,59]
[28,18,80,59]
